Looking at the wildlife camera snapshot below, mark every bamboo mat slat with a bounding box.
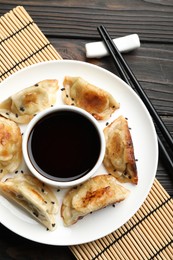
[70,179,173,260]
[0,6,173,260]
[0,5,62,82]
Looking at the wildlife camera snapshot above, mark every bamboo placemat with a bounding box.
[1,6,173,260]
[0,6,62,82]
[70,179,173,259]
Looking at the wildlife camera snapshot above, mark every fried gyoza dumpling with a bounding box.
[103,116,138,184]
[62,76,119,120]
[0,79,59,124]
[0,173,58,230]
[0,116,22,173]
[61,174,129,226]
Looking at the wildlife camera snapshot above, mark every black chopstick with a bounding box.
[97,25,173,174]
[98,25,173,150]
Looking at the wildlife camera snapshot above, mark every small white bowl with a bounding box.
[22,105,105,188]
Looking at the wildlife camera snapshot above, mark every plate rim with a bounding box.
[0,60,158,245]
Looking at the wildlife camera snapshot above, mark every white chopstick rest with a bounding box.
[85,34,140,58]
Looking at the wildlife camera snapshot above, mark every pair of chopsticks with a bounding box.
[97,25,173,177]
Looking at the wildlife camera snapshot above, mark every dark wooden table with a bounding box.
[0,1,173,259]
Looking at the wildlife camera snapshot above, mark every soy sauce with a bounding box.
[27,110,101,182]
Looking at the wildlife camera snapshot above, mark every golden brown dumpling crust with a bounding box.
[103,116,138,184]
[0,173,58,230]
[62,76,120,120]
[0,79,59,124]
[61,174,129,226]
[0,116,22,173]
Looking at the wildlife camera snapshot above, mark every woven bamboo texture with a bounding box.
[0,6,173,260]
[0,6,62,82]
[70,179,173,259]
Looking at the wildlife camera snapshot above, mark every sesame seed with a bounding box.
[33,211,39,217]
[20,106,25,112]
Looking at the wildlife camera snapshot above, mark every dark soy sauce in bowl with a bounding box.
[27,110,101,182]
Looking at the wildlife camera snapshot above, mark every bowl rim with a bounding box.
[22,105,106,188]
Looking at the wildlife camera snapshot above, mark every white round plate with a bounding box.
[0,60,158,245]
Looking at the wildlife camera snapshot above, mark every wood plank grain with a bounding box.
[50,38,173,115]
[0,3,173,260]
[0,0,173,42]
[0,223,76,260]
